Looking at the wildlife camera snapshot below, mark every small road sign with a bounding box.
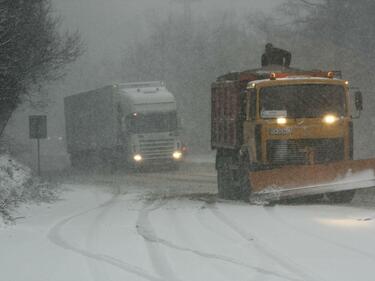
[29,115,47,176]
[29,115,47,139]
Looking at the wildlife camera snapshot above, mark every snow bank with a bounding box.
[0,154,57,222]
[0,154,32,204]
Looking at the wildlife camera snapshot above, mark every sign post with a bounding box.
[29,115,47,176]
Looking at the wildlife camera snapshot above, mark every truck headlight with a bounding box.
[173,151,182,160]
[133,154,143,162]
[276,117,287,125]
[323,114,338,124]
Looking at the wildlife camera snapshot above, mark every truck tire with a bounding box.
[236,155,251,202]
[326,190,356,204]
[217,166,235,199]
[216,150,235,199]
[217,167,226,197]
[216,150,251,201]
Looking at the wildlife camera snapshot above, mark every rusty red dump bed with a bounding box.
[211,81,242,149]
[211,69,269,149]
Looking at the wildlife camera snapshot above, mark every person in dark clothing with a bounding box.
[261,43,292,67]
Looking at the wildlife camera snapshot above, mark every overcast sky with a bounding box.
[53,0,282,57]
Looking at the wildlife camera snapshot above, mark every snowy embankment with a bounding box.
[0,154,57,223]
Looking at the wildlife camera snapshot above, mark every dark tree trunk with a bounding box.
[0,100,16,138]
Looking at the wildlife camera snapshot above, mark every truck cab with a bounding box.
[118,82,183,165]
[244,74,352,168]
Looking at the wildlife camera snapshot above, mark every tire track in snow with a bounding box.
[209,204,328,281]
[47,193,164,281]
[170,201,270,281]
[194,204,273,281]
[264,206,375,261]
[137,199,182,281]
[85,184,123,281]
[136,199,301,281]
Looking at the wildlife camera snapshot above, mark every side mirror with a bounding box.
[355,91,363,111]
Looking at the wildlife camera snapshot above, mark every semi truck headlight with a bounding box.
[276,117,287,125]
[323,114,338,124]
[173,151,182,160]
[133,154,143,162]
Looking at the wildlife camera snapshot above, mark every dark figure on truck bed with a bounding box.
[261,43,291,67]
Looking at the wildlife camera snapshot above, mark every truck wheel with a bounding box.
[236,157,251,202]
[217,167,229,199]
[217,165,239,200]
[326,190,356,204]
[216,151,251,201]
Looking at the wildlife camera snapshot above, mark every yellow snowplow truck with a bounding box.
[211,66,375,202]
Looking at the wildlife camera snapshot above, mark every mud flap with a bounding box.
[249,159,375,202]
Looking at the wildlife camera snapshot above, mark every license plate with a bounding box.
[269,128,293,135]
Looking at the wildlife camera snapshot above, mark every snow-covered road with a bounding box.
[1,163,375,281]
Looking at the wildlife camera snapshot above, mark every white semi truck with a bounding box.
[64,81,183,168]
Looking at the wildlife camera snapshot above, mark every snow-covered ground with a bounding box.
[1,165,375,281]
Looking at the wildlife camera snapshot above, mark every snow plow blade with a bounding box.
[250,159,375,202]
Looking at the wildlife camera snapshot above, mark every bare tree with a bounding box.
[0,0,84,137]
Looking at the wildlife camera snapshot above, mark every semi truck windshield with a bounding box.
[260,84,345,118]
[129,111,177,133]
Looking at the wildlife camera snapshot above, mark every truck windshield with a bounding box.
[260,84,346,118]
[128,111,177,133]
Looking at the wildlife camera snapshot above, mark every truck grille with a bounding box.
[267,138,344,165]
[139,138,175,160]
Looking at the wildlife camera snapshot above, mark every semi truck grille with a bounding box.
[267,138,344,165]
[139,138,175,160]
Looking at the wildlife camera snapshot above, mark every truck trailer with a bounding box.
[211,65,375,202]
[64,81,183,168]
